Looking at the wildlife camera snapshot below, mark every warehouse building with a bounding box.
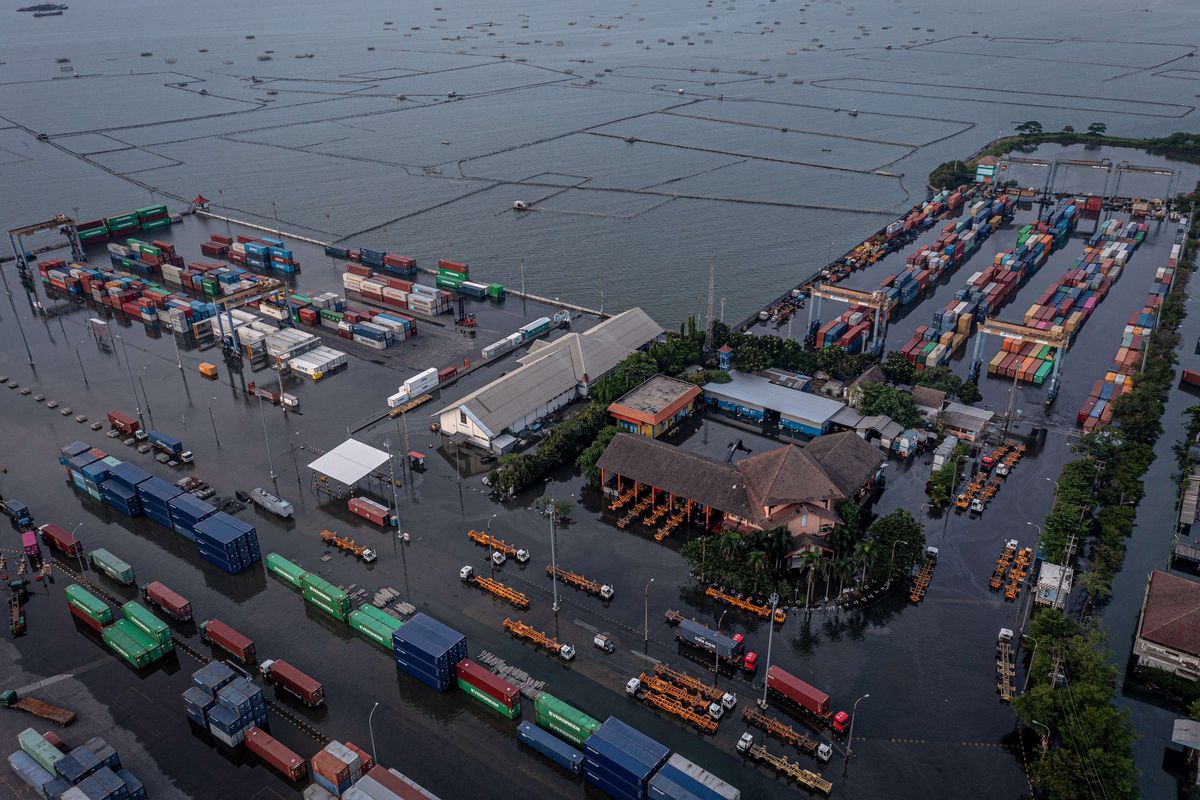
[595,430,884,563]
[1133,571,1200,680]
[608,375,702,438]
[436,308,663,452]
[941,401,995,442]
[702,371,847,438]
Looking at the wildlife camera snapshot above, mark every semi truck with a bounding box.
[675,618,758,673]
[148,431,193,463]
[4,499,33,531]
[141,581,192,621]
[260,659,325,707]
[766,666,849,736]
[38,523,83,557]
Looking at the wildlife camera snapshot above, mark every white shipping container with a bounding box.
[403,367,439,396]
[353,334,388,350]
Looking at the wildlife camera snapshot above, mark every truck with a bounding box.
[38,523,83,557]
[148,431,192,463]
[106,410,140,436]
[676,618,758,673]
[260,659,325,707]
[199,618,256,663]
[0,690,76,726]
[251,488,294,519]
[141,581,192,621]
[4,499,33,531]
[766,666,849,736]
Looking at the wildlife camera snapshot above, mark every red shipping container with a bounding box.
[347,264,373,277]
[455,659,520,709]
[200,242,228,258]
[143,581,192,621]
[245,726,307,781]
[348,497,389,526]
[343,742,375,774]
[437,367,457,383]
[236,235,256,244]
[210,233,233,246]
[312,750,350,785]
[384,277,413,291]
[299,308,319,325]
[383,254,416,269]
[69,602,103,633]
[364,764,438,800]
[39,523,83,556]
[348,249,361,262]
[438,259,468,275]
[42,731,69,754]
[200,618,256,663]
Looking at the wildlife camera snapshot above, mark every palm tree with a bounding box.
[827,523,857,560]
[717,531,743,565]
[854,541,877,592]
[821,552,833,602]
[798,550,823,607]
[832,556,854,600]
[745,550,768,594]
[765,527,791,573]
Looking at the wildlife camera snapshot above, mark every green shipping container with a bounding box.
[436,277,463,291]
[102,620,153,668]
[533,692,600,747]
[319,309,343,322]
[266,553,307,589]
[121,618,170,659]
[458,679,520,719]
[66,584,114,625]
[304,592,350,623]
[1034,361,1052,385]
[18,728,65,774]
[357,604,404,631]
[90,548,134,584]
[122,601,172,646]
[348,609,394,650]
[137,204,168,219]
[301,574,351,614]
[486,283,505,299]
[141,219,172,231]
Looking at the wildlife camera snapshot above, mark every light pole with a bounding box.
[942,454,968,543]
[70,522,85,576]
[384,439,402,540]
[137,374,154,429]
[1030,719,1050,752]
[208,402,221,447]
[1021,521,1042,631]
[846,693,870,759]
[487,514,498,533]
[117,336,142,422]
[1022,637,1041,694]
[643,578,655,649]
[368,701,380,761]
[885,539,909,590]
[759,592,780,709]
[258,394,276,479]
[549,502,559,613]
[713,610,728,686]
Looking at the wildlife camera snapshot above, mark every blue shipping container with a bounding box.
[518,722,584,775]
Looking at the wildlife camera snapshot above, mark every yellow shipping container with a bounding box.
[940,330,955,346]
[957,313,973,334]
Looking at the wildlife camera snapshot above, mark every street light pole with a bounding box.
[207,403,221,447]
[258,394,276,479]
[70,522,85,576]
[368,701,380,760]
[942,454,968,544]
[549,502,559,613]
[885,539,909,590]
[713,610,728,686]
[1021,521,1043,631]
[643,578,655,650]
[117,336,142,422]
[137,375,154,429]
[846,693,870,759]
[487,514,498,533]
[760,592,779,709]
[1022,637,1041,694]
[1030,719,1050,752]
[385,439,402,539]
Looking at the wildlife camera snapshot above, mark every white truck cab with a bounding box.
[491,551,506,566]
[558,644,576,661]
[459,565,474,582]
[599,584,615,600]
[515,549,530,564]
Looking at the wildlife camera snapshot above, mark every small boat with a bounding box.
[294,53,314,59]
[257,55,271,61]
[848,109,859,117]
[34,10,63,17]
[513,201,531,211]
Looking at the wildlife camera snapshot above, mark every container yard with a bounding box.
[2,144,1198,800]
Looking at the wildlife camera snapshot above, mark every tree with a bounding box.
[798,549,824,607]
[1016,120,1043,136]
[864,510,926,585]
[859,383,922,428]
[928,159,975,190]
[1061,124,1075,133]
[1087,122,1107,136]
[576,425,619,487]
[881,351,915,385]
[832,556,853,600]
[854,540,876,591]
[956,378,982,404]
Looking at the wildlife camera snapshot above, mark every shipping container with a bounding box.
[121,601,173,649]
[90,548,135,585]
[649,753,741,800]
[260,658,325,706]
[199,618,256,663]
[141,580,192,621]
[534,692,601,748]
[267,552,308,589]
[245,726,307,781]
[518,721,584,775]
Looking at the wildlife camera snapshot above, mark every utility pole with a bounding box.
[519,258,527,317]
[118,336,142,423]
[75,348,88,386]
[219,189,232,238]
[385,438,402,538]
[759,593,779,708]
[138,375,154,429]
[720,297,726,324]
[258,394,276,479]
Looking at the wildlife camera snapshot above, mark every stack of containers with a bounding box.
[341,764,441,800]
[351,320,394,350]
[300,572,351,622]
[10,729,145,800]
[136,204,170,231]
[105,211,140,238]
[167,493,217,540]
[102,616,164,668]
[59,440,92,466]
[185,662,268,747]
[455,658,521,719]
[348,605,405,651]
[381,253,417,277]
[288,346,348,380]
[435,259,468,291]
[77,218,110,247]
[184,662,233,727]
[121,601,174,655]
[100,472,142,518]
[311,748,354,797]
[1077,223,1182,431]
[392,613,467,692]
[194,513,261,574]
[370,312,416,340]
[66,585,114,632]
[648,753,741,800]
[534,692,601,748]
[582,717,670,800]
[135,476,183,528]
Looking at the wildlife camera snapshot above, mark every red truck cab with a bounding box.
[832,710,850,733]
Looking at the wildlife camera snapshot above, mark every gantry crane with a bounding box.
[969,317,1071,406]
[806,283,890,353]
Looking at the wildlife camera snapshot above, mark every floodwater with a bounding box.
[2,0,1199,328]
[4,0,1200,797]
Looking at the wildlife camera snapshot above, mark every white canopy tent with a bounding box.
[308,439,392,499]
